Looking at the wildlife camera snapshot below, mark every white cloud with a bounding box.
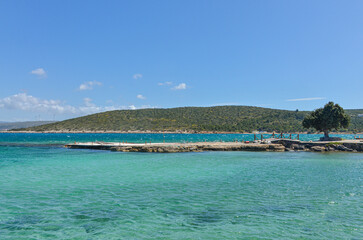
[133,73,143,80]
[286,97,326,102]
[140,105,155,109]
[83,97,95,107]
[172,83,187,90]
[0,93,77,114]
[0,93,157,118]
[137,94,146,100]
[158,81,172,86]
[30,68,46,78]
[212,103,240,106]
[79,81,102,91]
[0,93,118,115]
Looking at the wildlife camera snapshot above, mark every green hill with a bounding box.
[17,106,363,133]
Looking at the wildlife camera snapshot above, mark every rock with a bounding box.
[327,146,335,151]
[311,146,325,152]
[343,143,363,152]
[291,144,305,150]
[335,145,353,152]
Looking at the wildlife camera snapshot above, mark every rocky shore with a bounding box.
[3,130,362,134]
[65,139,363,153]
[271,139,363,152]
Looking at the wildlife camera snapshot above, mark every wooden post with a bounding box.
[254,134,256,141]
[261,134,263,140]
[280,133,283,139]
[297,134,299,140]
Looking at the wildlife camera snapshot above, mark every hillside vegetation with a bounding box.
[18,106,363,133]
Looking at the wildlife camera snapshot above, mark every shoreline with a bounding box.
[1,130,362,135]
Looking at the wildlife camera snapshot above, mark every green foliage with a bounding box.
[302,102,350,136]
[17,105,363,133]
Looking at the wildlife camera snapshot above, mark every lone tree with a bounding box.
[302,102,350,140]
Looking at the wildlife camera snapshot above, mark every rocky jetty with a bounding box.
[65,142,285,153]
[110,142,285,153]
[65,139,363,153]
[270,139,363,152]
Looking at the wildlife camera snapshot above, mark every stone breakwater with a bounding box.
[65,142,285,152]
[65,139,363,153]
[270,139,363,152]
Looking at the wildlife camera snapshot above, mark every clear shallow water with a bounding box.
[0,134,362,239]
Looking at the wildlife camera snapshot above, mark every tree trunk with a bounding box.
[324,130,329,139]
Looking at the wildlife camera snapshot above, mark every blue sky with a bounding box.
[0,0,362,121]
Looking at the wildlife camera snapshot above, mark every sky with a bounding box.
[0,0,362,121]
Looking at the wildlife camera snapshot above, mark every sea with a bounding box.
[0,133,362,239]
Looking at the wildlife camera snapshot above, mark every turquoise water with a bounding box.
[0,132,358,146]
[0,134,362,239]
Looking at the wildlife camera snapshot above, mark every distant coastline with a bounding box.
[2,130,362,135]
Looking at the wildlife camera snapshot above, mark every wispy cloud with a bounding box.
[172,83,187,90]
[286,97,326,102]
[211,103,240,106]
[158,81,172,86]
[136,94,146,100]
[255,104,274,108]
[79,81,102,91]
[30,68,46,78]
[83,97,94,107]
[0,93,77,114]
[0,93,117,115]
[133,73,143,80]
[0,93,158,119]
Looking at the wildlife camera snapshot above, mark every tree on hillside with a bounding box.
[302,102,350,140]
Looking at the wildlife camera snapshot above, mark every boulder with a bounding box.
[311,146,326,152]
[291,144,305,150]
[326,146,336,151]
[335,145,353,152]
